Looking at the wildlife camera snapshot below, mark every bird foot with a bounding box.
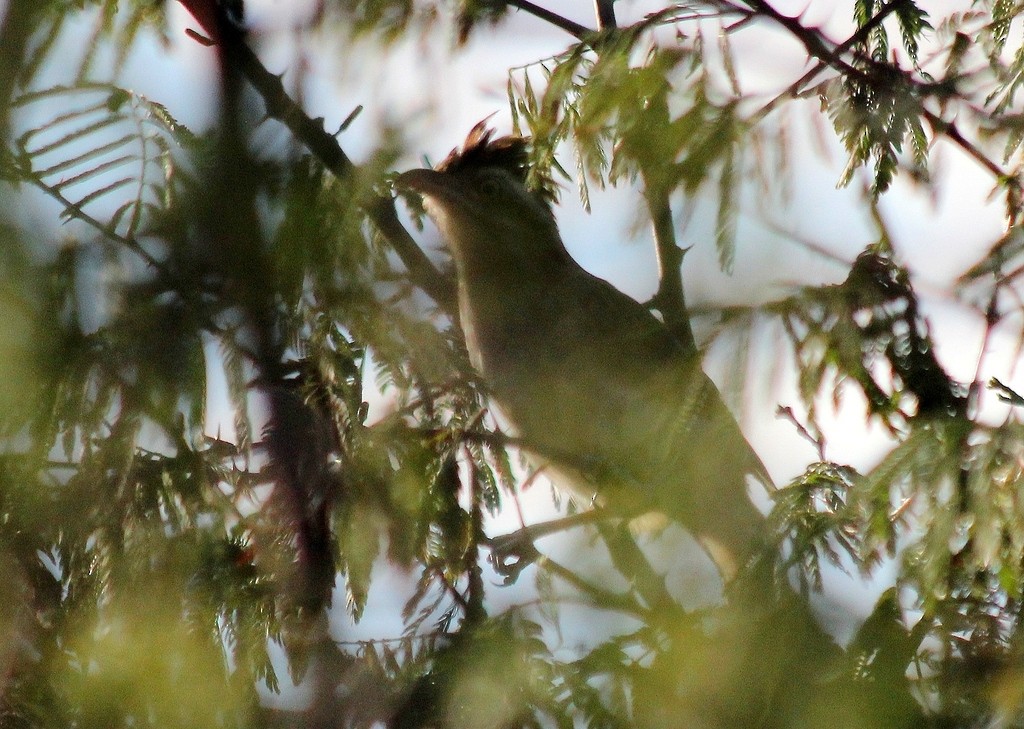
[488,529,542,584]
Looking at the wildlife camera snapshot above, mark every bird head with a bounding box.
[396,122,562,268]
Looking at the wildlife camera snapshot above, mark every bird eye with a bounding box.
[479,178,501,197]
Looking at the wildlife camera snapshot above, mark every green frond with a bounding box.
[11,84,196,244]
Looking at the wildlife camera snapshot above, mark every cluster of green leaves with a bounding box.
[0,0,164,130]
[829,0,933,193]
[750,206,1024,723]
[5,83,195,259]
[780,247,966,427]
[508,26,748,270]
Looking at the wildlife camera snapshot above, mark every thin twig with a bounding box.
[507,0,591,39]
[739,0,1014,191]
[760,218,853,267]
[644,177,696,351]
[776,405,825,461]
[489,509,610,552]
[541,556,651,616]
[750,0,907,121]
[595,520,678,612]
[967,289,1001,417]
[923,110,1008,181]
[464,454,488,626]
[26,174,161,268]
[366,195,458,311]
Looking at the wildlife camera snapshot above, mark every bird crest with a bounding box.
[435,120,558,204]
[436,120,529,181]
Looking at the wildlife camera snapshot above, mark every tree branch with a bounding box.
[489,510,610,554]
[628,92,696,351]
[24,175,162,269]
[751,0,907,120]
[506,0,592,40]
[594,0,617,30]
[741,0,1014,193]
[219,30,458,313]
[923,110,1008,181]
[364,195,458,311]
[595,520,678,612]
[541,555,653,616]
[464,456,488,627]
[644,181,696,351]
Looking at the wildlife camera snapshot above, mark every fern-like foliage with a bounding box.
[509,25,748,272]
[5,83,195,246]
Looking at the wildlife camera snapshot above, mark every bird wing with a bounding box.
[533,267,771,557]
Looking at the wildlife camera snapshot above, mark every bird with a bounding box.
[396,122,772,581]
[390,124,936,729]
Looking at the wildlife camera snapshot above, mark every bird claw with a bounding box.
[488,529,542,584]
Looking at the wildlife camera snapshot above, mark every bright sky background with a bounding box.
[8,0,1024,703]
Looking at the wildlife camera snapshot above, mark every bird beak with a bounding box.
[396,169,472,217]
[395,168,448,198]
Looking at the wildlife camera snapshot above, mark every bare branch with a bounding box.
[594,0,617,30]
[489,510,610,552]
[645,181,696,351]
[507,0,592,39]
[541,555,653,616]
[923,110,1008,181]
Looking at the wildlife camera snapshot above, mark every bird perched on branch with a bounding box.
[397,122,771,580]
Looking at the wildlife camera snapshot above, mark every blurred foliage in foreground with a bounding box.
[3,0,1024,727]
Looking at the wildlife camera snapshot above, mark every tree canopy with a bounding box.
[1,0,1024,727]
